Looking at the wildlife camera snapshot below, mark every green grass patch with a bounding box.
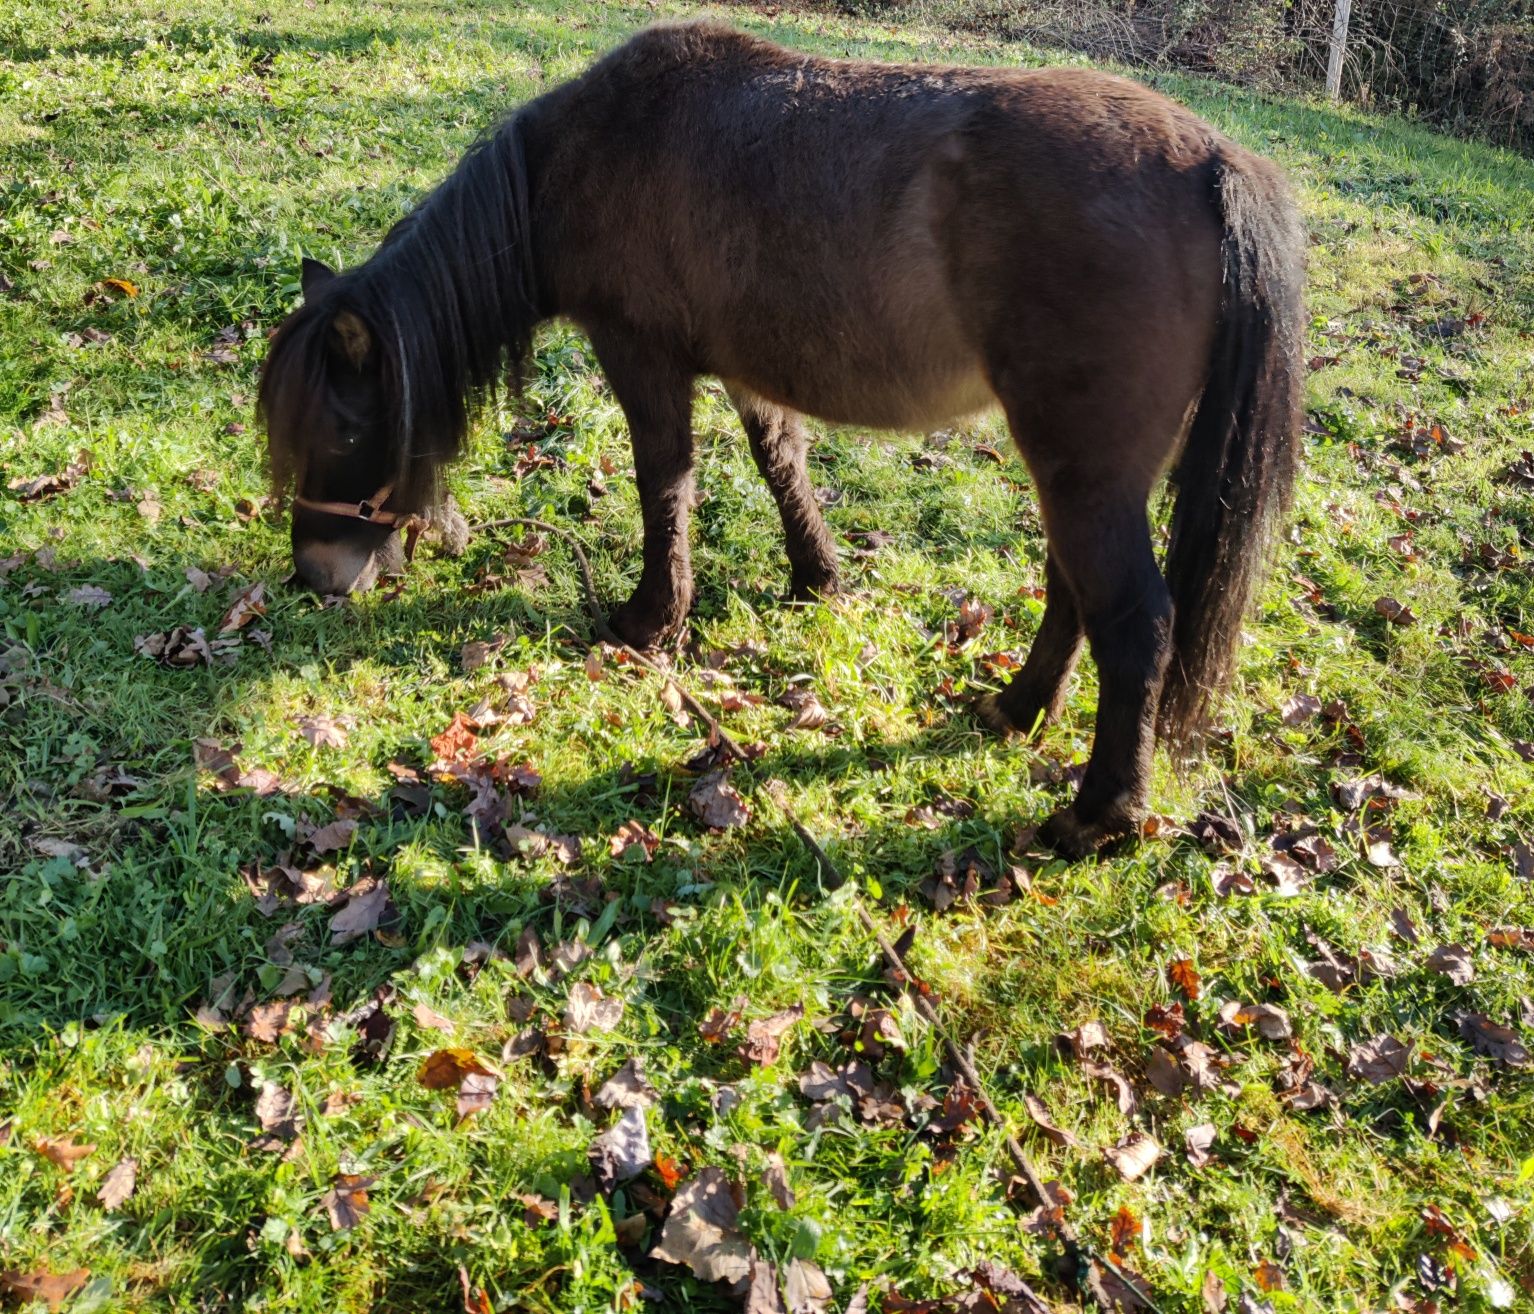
[2,1,1534,1311]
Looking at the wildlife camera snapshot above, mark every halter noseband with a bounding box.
[292,482,404,527]
[290,481,428,562]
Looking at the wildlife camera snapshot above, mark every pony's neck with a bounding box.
[348,119,541,505]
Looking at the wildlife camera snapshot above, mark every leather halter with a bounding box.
[292,482,404,527]
[291,481,428,562]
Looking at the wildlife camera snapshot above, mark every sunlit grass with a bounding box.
[2,1,1533,1311]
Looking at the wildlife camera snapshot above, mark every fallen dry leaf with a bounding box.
[64,584,112,610]
[219,581,267,632]
[944,594,994,647]
[461,635,508,672]
[1081,1060,1138,1116]
[784,1259,833,1314]
[798,1058,874,1105]
[1488,927,1534,952]
[307,818,357,854]
[1279,693,1322,725]
[740,1005,806,1065]
[1261,851,1310,896]
[969,1262,1052,1314]
[1201,1271,1228,1314]
[32,836,88,867]
[0,1269,91,1311]
[135,625,217,668]
[430,711,480,764]
[412,1002,455,1033]
[1145,1045,1188,1098]
[689,769,750,830]
[779,686,829,731]
[35,1136,95,1172]
[328,877,392,945]
[96,1157,137,1209]
[459,1265,493,1314]
[1254,1260,1286,1293]
[1056,1020,1109,1060]
[1390,906,1422,946]
[566,982,624,1033]
[1104,1132,1161,1181]
[243,999,300,1044]
[763,1153,795,1210]
[1212,865,1256,897]
[1021,1093,1078,1147]
[699,997,746,1044]
[320,1173,374,1231]
[417,1047,499,1090]
[1346,1034,1411,1084]
[255,1083,299,1138]
[456,1070,500,1120]
[1427,944,1474,985]
[1184,1123,1216,1168]
[650,1165,754,1285]
[1362,831,1401,868]
[595,1057,658,1111]
[745,1260,784,1314]
[609,819,660,861]
[1109,1204,1140,1263]
[7,452,89,502]
[589,1105,651,1190]
[659,679,691,728]
[1218,1001,1292,1041]
[1169,958,1202,1000]
[192,737,237,784]
[1458,1013,1529,1067]
[297,715,348,750]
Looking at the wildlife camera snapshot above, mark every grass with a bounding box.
[2,0,1534,1310]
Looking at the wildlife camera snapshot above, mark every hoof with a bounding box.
[787,571,841,604]
[1038,805,1139,860]
[607,600,685,651]
[974,691,1049,739]
[973,692,1020,737]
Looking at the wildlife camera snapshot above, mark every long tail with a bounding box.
[1158,146,1306,746]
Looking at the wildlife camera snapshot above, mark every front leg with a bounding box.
[592,332,696,649]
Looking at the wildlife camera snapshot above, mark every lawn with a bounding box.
[2,1,1534,1311]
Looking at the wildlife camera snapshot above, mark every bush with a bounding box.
[837,0,1534,153]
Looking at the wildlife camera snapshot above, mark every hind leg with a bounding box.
[1035,496,1172,857]
[975,551,1083,737]
[728,386,840,600]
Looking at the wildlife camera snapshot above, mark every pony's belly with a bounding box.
[728,353,994,432]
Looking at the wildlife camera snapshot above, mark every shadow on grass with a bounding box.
[1,501,1083,1033]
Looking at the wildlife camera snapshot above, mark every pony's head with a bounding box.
[258,124,539,595]
[259,258,414,595]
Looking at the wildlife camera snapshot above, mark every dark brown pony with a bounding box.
[259,21,1304,856]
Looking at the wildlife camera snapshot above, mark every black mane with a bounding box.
[260,116,539,509]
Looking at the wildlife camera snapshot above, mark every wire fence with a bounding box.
[842,0,1534,151]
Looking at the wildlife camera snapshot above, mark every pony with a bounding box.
[259,20,1304,856]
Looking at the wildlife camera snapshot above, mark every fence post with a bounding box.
[1326,0,1352,100]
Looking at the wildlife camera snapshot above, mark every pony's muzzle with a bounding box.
[292,529,402,597]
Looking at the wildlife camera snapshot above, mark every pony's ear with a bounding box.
[301,257,337,297]
[329,308,373,370]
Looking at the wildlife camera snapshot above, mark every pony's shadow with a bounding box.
[3,515,1076,1018]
